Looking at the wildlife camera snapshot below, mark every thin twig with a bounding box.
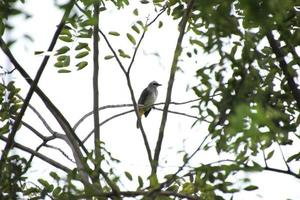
[0,135,71,173]
[73,104,133,130]
[17,94,55,134]
[277,143,291,171]
[83,109,133,143]
[262,150,268,168]
[74,99,200,132]
[151,132,210,192]
[44,143,75,163]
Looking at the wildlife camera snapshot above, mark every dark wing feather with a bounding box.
[144,108,151,117]
[138,88,150,104]
[138,88,152,117]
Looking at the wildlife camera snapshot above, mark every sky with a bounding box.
[1,0,300,199]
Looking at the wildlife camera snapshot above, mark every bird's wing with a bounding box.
[138,88,152,117]
[144,108,152,117]
[138,88,150,105]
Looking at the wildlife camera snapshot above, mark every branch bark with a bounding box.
[92,1,101,179]
[153,0,196,174]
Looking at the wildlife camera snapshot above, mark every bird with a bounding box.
[136,81,162,128]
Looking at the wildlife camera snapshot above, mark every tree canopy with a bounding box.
[0,0,300,199]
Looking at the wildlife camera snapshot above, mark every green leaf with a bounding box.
[50,171,60,181]
[99,7,106,11]
[266,150,274,160]
[80,18,96,26]
[118,49,131,59]
[75,51,89,58]
[76,61,88,70]
[158,21,163,28]
[131,25,140,34]
[54,62,64,68]
[138,176,143,188]
[0,21,4,36]
[60,28,72,37]
[63,56,70,67]
[136,20,144,28]
[190,39,204,48]
[125,171,133,181]
[34,51,44,55]
[75,42,89,51]
[58,69,71,73]
[287,152,300,162]
[109,31,120,36]
[38,178,53,192]
[55,46,70,55]
[244,185,258,191]
[140,0,149,4]
[59,36,73,42]
[127,33,136,45]
[182,182,194,194]
[0,123,10,134]
[52,187,61,197]
[57,55,67,61]
[133,8,139,16]
[104,55,114,60]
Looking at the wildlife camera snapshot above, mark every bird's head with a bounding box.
[149,81,162,88]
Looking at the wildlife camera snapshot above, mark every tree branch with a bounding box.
[92,1,101,180]
[74,98,201,131]
[153,0,196,174]
[266,31,300,110]
[83,109,133,143]
[0,135,71,173]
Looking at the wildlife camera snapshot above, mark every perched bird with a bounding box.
[136,81,162,128]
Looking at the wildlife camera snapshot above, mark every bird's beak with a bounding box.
[157,83,162,86]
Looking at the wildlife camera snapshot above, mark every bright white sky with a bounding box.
[1,0,300,199]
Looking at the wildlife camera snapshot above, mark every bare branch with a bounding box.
[83,109,133,143]
[127,6,167,74]
[44,143,75,163]
[150,132,210,193]
[0,135,71,173]
[277,143,291,171]
[75,99,200,133]
[92,1,101,180]
[17,94,55,134]
[153,0,196,174]
[73,103,133,130]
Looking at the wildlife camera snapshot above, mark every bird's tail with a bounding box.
[136,108,144,129]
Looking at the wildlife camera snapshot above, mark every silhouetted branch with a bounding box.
[75,99,201,131]
[0,135,71,173]
[154,0,196,174]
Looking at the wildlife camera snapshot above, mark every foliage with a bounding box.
[0,0,300,199]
